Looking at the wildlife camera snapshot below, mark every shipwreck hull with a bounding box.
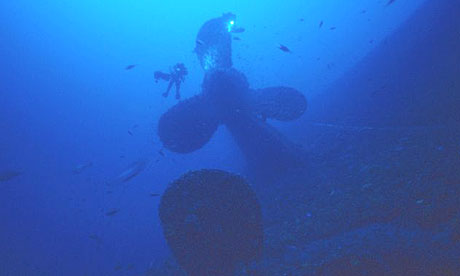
[308,0,460,127]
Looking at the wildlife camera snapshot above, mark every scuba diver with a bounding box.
[154,63,188,100]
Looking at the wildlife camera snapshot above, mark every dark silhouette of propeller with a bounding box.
[158,13,308,172]
[159,169,263,276]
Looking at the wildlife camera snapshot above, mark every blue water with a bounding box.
[3,0,459,275]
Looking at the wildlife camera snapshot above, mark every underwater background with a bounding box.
[1,0,459,275]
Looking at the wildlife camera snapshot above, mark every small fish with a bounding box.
[330,27,336,30]
[114,265,122,271]
[0,170,21,182]
[128,130,133,136]
[73,162,92,174]
[125,64,137,70]
[105,209,120,216]
[299,18,305,22]
[386,0,396,6]
[88,234,105,246]
[150,193,160,197]
[278,44,292,53]
[319,21,323,28]
[233,36,241,41]
[232,27,245,33]
[88,234,104,243]
[196,39,204,46]
[116,160,147,183]
[158,149,165,157]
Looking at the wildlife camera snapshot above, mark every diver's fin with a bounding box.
[249,87,307,121]
[158,95,219,153]
[154,71,171,81]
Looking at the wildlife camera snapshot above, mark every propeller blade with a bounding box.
[158,95,219,153]
[250,86,307,121]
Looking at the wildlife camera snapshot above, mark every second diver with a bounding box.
[154,63,188,100]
